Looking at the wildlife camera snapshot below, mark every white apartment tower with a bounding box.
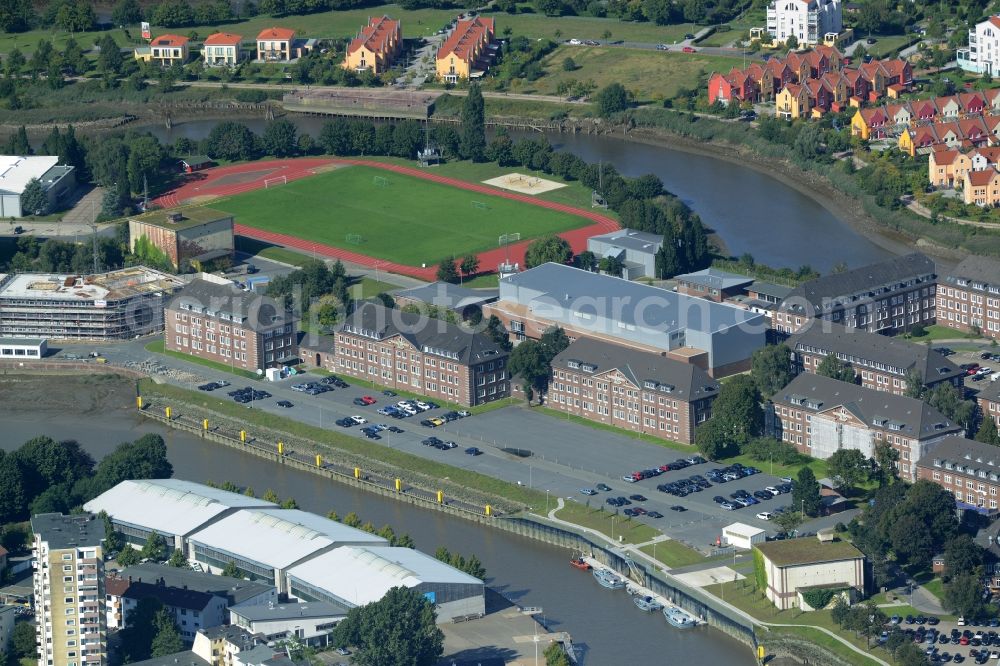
[767,0,843,46]
[31,513,107,666]
[958,16,1000,75]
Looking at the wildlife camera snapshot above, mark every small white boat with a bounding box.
[592,568,626,590]
[664,606,698,628]
[634,596,663,612]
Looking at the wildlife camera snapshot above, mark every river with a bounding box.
[139,115,895,272]
[1,403,754,666]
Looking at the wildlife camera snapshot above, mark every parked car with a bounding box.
[656,43,669,50]
[596,483,612,492]
[682,46,696,53]
[276,400,293,408]
[580,488,597,496]
[756,511,773,520]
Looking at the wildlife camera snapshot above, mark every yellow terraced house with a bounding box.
[343,15,402,75]
[436,16,495,83]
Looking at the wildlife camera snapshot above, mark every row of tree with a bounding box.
[0,434,171,524]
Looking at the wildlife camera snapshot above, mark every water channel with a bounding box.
[140,115,898,272]
[0,402,754,666]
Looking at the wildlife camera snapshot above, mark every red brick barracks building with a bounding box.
[334,302,509,407]
[917,436,1000,514]
[547,337,719,444]
[166,275,298,371]
[936,255,1000,339]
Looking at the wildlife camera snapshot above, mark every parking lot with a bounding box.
[881,616,1000,663]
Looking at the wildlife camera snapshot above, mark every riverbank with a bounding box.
[624,128,963,269]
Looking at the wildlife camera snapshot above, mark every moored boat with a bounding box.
[570,557,591,570]
[592,568,626,589]
[663,606,698,628]
[634,596,663,612]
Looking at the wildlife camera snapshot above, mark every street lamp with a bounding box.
[545,489,550,514]
[611,516,616,542]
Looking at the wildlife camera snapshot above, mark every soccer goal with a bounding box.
[498,232,520,246]
[264,175,287,188]
[373,175,390,188]
[345,233,364,245]
[472,201,489,211]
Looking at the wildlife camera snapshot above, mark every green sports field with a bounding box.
[217,165,587,266]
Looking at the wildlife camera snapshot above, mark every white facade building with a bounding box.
[722,523,767,550]
[0,155,75,218]
[766,0,842,46]
[755,537,865,610]
[228,601,348,647]
[959,16,1000,75]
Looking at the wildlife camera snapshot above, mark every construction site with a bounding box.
[0,267,184,340]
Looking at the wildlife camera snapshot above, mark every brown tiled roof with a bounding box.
[152,34,189,47]
[932,149,959,166]
[967,169,998,186]
[437,16,494,62]
[257,26,295,41]
[204,32,242,46]
[347,15,400,56]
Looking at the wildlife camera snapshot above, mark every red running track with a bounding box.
[156,158,619,280]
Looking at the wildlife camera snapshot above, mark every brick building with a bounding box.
[334,302,508,407]
[299,333,336,372]
[976,381,1000,429]
[769,373,962,480]
[674,268,755,303]
[916,435,1000,514]
[547,338,719,444]
[786,322,964,395]
[937,255,1000,338]
[775,253,937,334]
[165,274,298,371]
[128,207,234,271]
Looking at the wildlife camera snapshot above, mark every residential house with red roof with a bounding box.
[964,168,1000,206]
[985,89,1000,114]
[257,27,298,61]
[820,71,848,108]
[149,34,189,67]
[969,146,1000,172]
[343,16,402,76]
[765,58,796,91]
[884,101,912,127]
[934,95,963,119]
[842,67,870,103]
[784,51,811,83]
[776,83,811,119]
[909,98,937,122]
[436,16,495,83]
[959,92,987,116]
[882,59,913,87]
[859,61,887,99]
[203,32,243,67]
[745,62,775,100]
[928,149,971,188]
[814,44,844,70]
[804,78,831,114]
[850,106,889,140]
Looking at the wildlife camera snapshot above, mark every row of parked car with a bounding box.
[291,376,350,394]
[357,422,404,441]
[375,399,443,419]
[227,386,272,403]
[197,380,231,391]
[711,483,793,513]
[622,456,708,483]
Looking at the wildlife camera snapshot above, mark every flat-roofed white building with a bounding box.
[286,546,485,622]
[0,155,76,217]
[722,522,767,550]
[0,336,47,359]
[187,509,387,593]
[755,536,865,610]
[229,601,349,647]
[83,479,277,553]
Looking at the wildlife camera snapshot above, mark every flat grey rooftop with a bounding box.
[31,513,103,550]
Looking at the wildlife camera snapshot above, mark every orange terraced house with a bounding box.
[344,15,402,75]
[964,168,1000,206]
[436,16,495,83]
[257,26,296,61]
[150,34,189,66]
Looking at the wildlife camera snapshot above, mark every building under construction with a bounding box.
[0,267,184,340]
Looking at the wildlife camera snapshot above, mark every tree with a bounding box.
[750,344,792,399]
[827,449,869,494]
[944,572,984,619]
[792,466,822,518]
[485,315,512,351]
[151,0,194,27]
[459,84,486,161]
[902,366,924,398]
[595,82,629,117]
[221,560,241,578]
[977,415,1000,446]
[695,419,738,460]
[262,119,298,157]
[926,383,975,430]
[508,340,551,400]
[816,354,856,383]
[206,121,257,161]
[874,440,899,486]
[785,34,798,50]
[459,255,479,282]
[0,0,35,33]
[96,34,123,76]
[544,642,571,666]
[20,178,48,216]
[112,0,141,25]
[598,254,623,277]
[707,375,763,449]
[167,548,188,568]
[120,597,163,662]
[524,235,572,268]
[894,641,929,666]
[11,621,35,659]
[140,531,167,561]
[772,509,803,534]
[561,57,577,72]
[436,258,459,284]
[334,586,444,666]
[5,48,25,78]
[150,608,184,657]
[116,545,140,566]
[943,534,984,581]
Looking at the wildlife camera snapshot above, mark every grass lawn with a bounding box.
[352,277,398,300]
[552,500,660,544]
[921,578,944,602]
[144,339,259,379]
[527,46,744,103]
[638,540,707,568]
[461,273,500,288]
[723,452,829,483]
[235,236,314,268]
[534,406,690,452]
[703,580,886,666]
[863,34,914,59]
[216,165,588,267]
[502,15,697,43]
[899,324,984,343]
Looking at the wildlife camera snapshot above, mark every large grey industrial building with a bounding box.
[482,263,767,376]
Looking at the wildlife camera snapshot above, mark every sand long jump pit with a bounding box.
[483,172,567,195]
